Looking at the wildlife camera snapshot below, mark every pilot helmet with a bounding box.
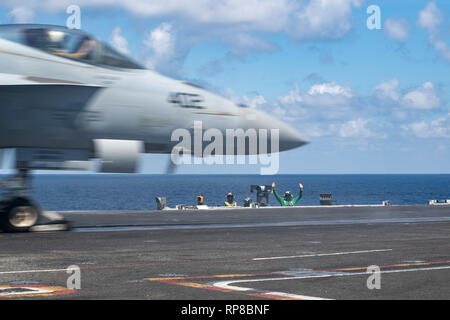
[47,30,65,42]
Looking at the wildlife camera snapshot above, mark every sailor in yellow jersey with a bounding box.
[224,192,237,207]
[197,195,205,205]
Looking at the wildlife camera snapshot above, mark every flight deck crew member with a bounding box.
[272,182,303,206]
[224,192,237,207]
[197,195,205,205]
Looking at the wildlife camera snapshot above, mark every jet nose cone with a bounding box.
[242,109,308,152]
[279,125,309,152]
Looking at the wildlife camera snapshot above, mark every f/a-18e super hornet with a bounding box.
[0,24,307,231]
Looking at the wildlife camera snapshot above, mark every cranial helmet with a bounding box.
[284,191,293,201]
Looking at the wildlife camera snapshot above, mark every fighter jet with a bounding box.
[0,24,307,231]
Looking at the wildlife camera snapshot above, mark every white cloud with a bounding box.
[241,95,267,109]
[8,7,34,23]
[374,79,442,110]
[1,0,362,41]
[0,0,365,75]
[143,23,185,76]
[431,39,450,61]
[338,118,383,139]
[402,82,441,110]
[418,1,442,32]
[418,2,450,62]
[230,81,388,140]
[288,0,363,40]
[384,17,410,42]
[374,78,401,101]
[144,23,175,60]
[303,82,355,117]
[405,115,450,138]
[110,27,130,55]
[274,82,355,121]
[278,83,303,105]
[226,89,267,109]
[17,0,360,35]
[308,82,352,98]
[1,0,289,31]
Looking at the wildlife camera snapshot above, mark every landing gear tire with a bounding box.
[0,198,40,232]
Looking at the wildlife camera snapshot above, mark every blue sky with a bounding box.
[0,0,449,174]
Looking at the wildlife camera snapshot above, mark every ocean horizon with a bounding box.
[1,174,448,211]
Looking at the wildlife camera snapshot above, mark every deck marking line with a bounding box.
[253,249,393,261]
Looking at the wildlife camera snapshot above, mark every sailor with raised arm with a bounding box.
[272,181,303,207]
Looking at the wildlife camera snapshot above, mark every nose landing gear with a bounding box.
[0,198,41,232]
[0,169,41,232]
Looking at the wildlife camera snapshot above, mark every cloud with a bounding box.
[384,17,410,42]
[404,115,450,138]
[144,23,175,59]
[418,1,443,32]
[0,0,287,32]
[277,83,303,105]
[265,82,366,137]
[5,0,361,36]
[418,2,450,62]
[242,95,267,109]
[374,78,401,101]
[8,6,34,23]
[374,79,442,110]
[302,82,355,118]
[288,0,364,40]
[1,1,363,43]
[142,23,186,77]
[226,89,267,109]
[109,27,130,55]
[274,81,355,121]
[0,0,365,77]
[228,78,446,142]
[308,82,352,98]
[271,79,445,140]
[401,82,441,110]
[338,118,385,139]
[430,39,450,61]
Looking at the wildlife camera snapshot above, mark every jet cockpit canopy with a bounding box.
[0,24,144,70]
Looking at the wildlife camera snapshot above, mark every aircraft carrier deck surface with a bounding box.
[0,205,449,300]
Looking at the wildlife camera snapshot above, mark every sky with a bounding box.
[0,0,449,174]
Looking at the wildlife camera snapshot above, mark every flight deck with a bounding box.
[0,205,449,300]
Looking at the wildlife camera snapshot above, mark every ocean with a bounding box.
[1,174,447,211]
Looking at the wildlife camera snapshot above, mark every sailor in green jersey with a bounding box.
[271,182,303,206]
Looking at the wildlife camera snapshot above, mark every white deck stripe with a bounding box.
[261,291,330,300]
[213,265,450,300]
[253,249,393,261]
[0,268,68,275]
